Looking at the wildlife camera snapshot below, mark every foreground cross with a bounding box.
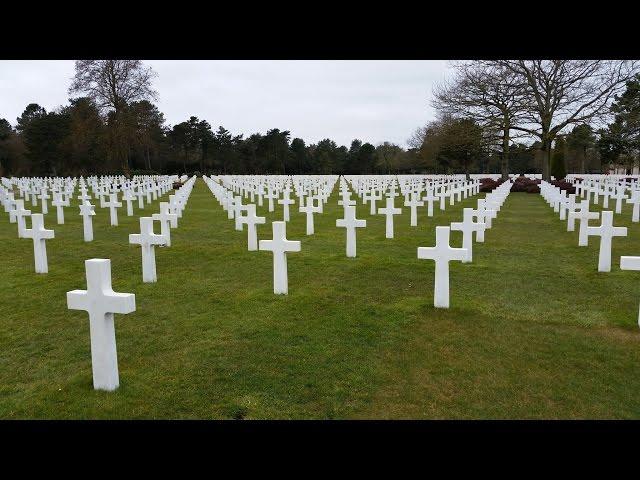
[336,205,366,257]
[67,259,136,391]
[129,217,167,282]
[417,226,468,308]
[378,197,402,239]
[620,255,640,328]
[259,221,301,294]
[23,213,55,273]
[586,210,627,272]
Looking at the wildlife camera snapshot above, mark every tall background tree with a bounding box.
[69,60,158,173]
[433,61,526,179]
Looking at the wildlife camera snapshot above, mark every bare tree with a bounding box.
[432,61,527,179]
[69,60,158,113]
[69,60,158,172]
[495,60,638,179]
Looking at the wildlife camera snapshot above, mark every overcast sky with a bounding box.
[0,60,451,147]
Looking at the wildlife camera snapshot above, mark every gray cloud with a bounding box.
[0,60,450,147]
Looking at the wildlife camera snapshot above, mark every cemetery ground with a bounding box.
[1,180,640,419]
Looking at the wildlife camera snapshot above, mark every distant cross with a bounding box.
[79,200,96,242]
[377,196,402,239]
[265,189,277,212]
[570,200,600,246]
[278,189,295,222]
[51,192,69,225]
[123,189,135,216]
[422,188,437,217]
[240,203,266,251]
[259,221,301,294]
[417,226,468,308]
[104,192,122,226]
[14,199,31,238]
[234,195,245,231]
[129,217,167,282]
[299,196,322,235]
[404,192,424,227]
[39,189,50,215]
[627,189,640,223]
[336,205,366,257]
[612,186,628,214]
[136,188,145,209]
[67,259,136,391]
[451,208,485,263]
[620,255,640,328]
[152,202,178,247]
[586,210,627,272]
[22,213,55,274]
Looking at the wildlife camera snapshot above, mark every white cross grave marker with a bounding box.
[259,221,301,294]
[79,200,96,242]
[22,213,55,274]
[129,217,167,282]
[67,259,136,391]
[586,210,627,272]
[377,196,402,239]
[620,255,640,328]
[240,204,266,251]
[417,226,468,308]
[450,208,485,263]
[336,205,366,257]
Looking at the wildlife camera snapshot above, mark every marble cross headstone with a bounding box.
[586,210,627,272]
[22,213,55,274]
[67,259,136,391]
[404,192,424,227]
[336,205,366,257]
[152,202,178,246]
[259,221,301,294]
[450,208,485,263]
[14,199,31,238]
[79,200,96,242]
[240,203,266,251]
[104,193,122,226]
[620,255,640,328]
[129,217,167,282]
[377,197,402,239]
[417,226,468,308]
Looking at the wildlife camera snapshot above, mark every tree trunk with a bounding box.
[540,137,551,180]
[501,126,510,180]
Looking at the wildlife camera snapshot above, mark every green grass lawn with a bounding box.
[1,179,640,419]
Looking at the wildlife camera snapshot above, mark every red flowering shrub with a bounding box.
[511,176,541,193]
[550,180,576,194]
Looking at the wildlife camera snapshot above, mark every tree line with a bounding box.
[2,60,639,179]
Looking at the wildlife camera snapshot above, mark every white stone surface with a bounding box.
[67,259,136,391]
[417,226,468,308]
[259,221,301,294]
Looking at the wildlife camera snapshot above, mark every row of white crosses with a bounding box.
[204,175,340,294]
[128,176,194,282]
[65,176,193,391]
[3,175,178,273]
[417,181,512,308]
[206,174,492,306]
[567,175,640,223]
[540,179,640,327]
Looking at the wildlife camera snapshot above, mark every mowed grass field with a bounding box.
[1,178,640,419]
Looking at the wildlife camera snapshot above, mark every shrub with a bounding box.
[550,180,576,194]
[479,178,505,192]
